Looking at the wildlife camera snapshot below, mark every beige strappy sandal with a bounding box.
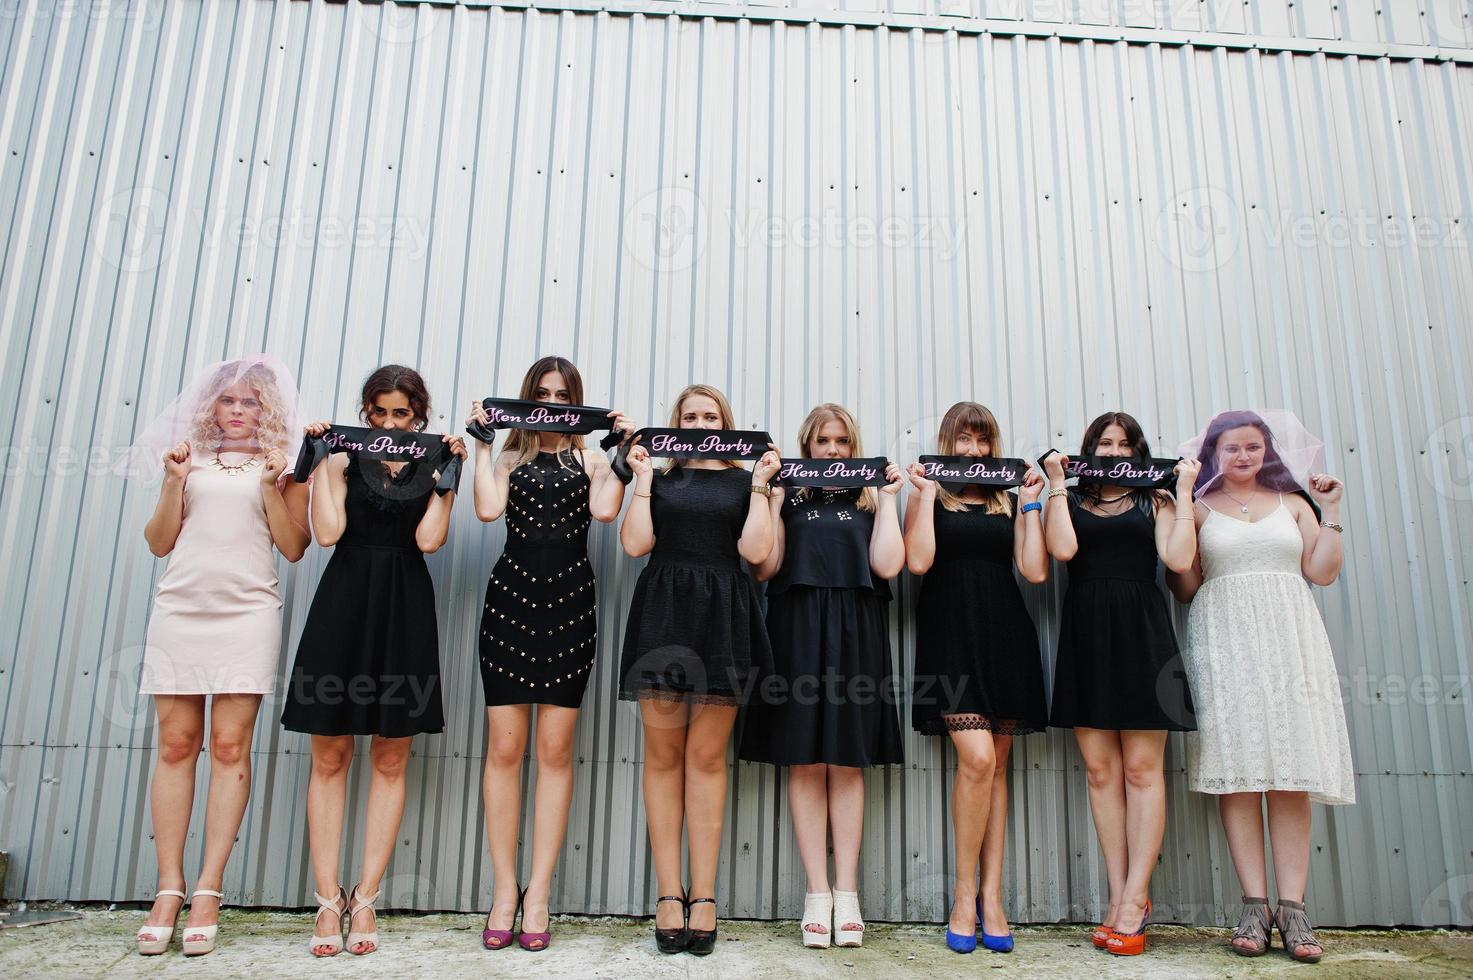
[1231,895,1272,956]
[347,883,382,955]
[181,889,224,956]
[135,889,186,955]
[309,886,347,957]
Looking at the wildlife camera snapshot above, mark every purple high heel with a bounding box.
[517,888,551,952]
[482,886,520,951]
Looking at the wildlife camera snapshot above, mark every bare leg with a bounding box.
[683,704,739,933]
[1074,727,1127,930]
[520,705,580,945]
[788,764,830,938]
[348,736,412,953]
[483,705,530,933]
[306,734,355,955]
[827,765,865,930]
[977,735,1012,937]
[946,726,996,938]
[1219,792,1269,954]
[640,698,688,931]
[184,694,263,935]
[1115,730,1168,934]
[1266,791,1321,958]
[143,695,205,932]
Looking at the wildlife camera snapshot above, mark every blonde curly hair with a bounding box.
[187,359,292,454]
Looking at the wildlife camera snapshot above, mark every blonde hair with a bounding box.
[663,384,746,471]
[502,355,586,473]
[795,403,877,512]
[935,401,1009,515]
[187,360,291,455]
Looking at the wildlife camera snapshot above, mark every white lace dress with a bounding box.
[1182,499,1355,805]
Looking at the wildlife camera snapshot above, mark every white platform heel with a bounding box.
[181,889,223,956]
[135,889,186,955]
[833,890,865,947]
[802,891,833,948]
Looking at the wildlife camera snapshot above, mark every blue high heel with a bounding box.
[945,928,977,954]
[976,896,1014,953]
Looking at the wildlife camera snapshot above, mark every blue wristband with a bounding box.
[1021,501,1042,514]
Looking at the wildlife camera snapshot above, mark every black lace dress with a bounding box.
[479,451,597,708]
[910,496,1048,737]
[618,466,772,704]
[738,488,903,767]
[282,458,444,737]
[1049,496,1195,730]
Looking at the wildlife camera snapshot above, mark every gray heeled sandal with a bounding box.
[1275,899,1324,963]
[1231,896,1271,956]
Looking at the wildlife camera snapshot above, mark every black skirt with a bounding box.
[738,587,904,767]
[1049,578,1196,731]
[479,546,597,708]
[281,542,444,738]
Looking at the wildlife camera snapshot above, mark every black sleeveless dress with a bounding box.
[282,458,444,737]
[910,496,1048,737]
[618,466,772,704]
[738,488,903,767]
[1048,496,1196,730]
[479,450,597,708]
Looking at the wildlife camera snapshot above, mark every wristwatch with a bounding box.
[751,483,772,496]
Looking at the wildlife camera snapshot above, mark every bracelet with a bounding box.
[751,483,772,496]
[1046,487,1068,499]
[1320,520,1343,533]
[1175,515,1194,521]
[1020,501,1042,514]
[633,490,651,499]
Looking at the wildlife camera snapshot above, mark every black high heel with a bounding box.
[654,893,688,954]
[686,897,718,956]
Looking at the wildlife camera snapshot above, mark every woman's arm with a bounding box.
[1155,457,1202,574]
[260,447,311,561]
[752,488,787,582]
[868,463,906,579]
[143,441,191,557]
[619,443,656,558]
[415,435,469,553]
[902,462,938,575]
[585,450,626,524]
[1164,503,1207,602]
[1297,475,1345,586]
[311,453,350,548]
[1013,471,1048,584]
[737,452,781,566]
[1040,452,1076,561]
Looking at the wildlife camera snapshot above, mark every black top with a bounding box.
[931,492,1015,564]
[340,458,432,547]
[504,450,592,552]
[1068,495,1159,581]
[769,488,890,598]
[649,465,750,568]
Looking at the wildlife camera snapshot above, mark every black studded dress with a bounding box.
[478,450,597,707]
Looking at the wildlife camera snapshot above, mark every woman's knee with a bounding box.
[158,728,204,766]
[311,737,354,778]
[370,739,411,779]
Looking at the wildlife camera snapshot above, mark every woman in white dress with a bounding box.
[1168,410,1352,964]
[126,356,310,956]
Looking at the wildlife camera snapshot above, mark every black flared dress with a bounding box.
[618,466,772,704]
[479,451,598,708]
[1048,496,1196,730]
[738,488,903,767]
[910,496,1048,737]
[282,458,444,737]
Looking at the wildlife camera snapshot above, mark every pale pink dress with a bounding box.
[140,455,283,694]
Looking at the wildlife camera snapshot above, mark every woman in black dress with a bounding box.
[903,401,1047,954]
[283,365,467,957]
[465,356,634,952]
[1042,412,1198,955]
[619,383,780,956]
[738,403,904,949]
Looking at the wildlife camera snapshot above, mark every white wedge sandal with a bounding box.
[833,890,865,948]
[181,889,224,956]
[309,886,347,957]
[802,891,833,949]
[135,889,186,955]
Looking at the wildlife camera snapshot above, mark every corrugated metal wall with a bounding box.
[2,0,1471,929]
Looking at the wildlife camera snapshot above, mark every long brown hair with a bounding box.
[1077,411,1171,514]
[502,355,586,472]
[359,364,431,430]
[664,384,745,471]
[795,403,876,512]
[935,401,1009,515]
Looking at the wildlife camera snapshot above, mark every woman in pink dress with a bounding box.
[127,356,310,956]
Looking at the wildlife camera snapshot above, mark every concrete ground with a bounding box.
[0,906,1469,978]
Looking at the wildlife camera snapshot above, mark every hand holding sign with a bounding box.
[753,449,782,485]
[626,438,653,479]
[1019,467,1046,504]
[880,461,904,496]
[906,461,938,500]
[1307,472,1344,505]
[1041,449,1069,486]
[465,400,495,446]
[1174,456,1202,495]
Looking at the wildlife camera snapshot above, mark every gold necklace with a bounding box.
[211,451,261,474]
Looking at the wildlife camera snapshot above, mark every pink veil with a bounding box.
[1177,408,1325,501]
